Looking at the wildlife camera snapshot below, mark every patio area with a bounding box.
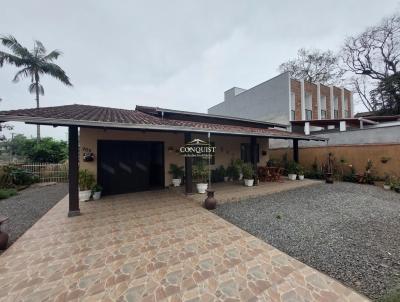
[0,188,367,301]
[186,178,320,205]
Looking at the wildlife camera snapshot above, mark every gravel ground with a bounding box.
[0,183,68,249]
[213,182,400,301]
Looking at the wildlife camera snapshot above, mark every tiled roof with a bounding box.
[0,104,325,141]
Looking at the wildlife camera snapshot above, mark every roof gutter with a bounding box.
[0,115,326,141]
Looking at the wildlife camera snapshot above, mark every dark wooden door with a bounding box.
[98,141,164,195]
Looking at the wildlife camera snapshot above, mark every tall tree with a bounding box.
[342,14,400,113]
[0,35,72,140]
[278,48,344,85]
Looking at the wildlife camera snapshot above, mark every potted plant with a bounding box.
[242,163,255,186]
[287,161,298,181]
[169,164,184,187]
[219,165,229,182]
[92,184,103,200]
[297,164,305,180]
[193,161,208,194]
[325,153,334,184]
[232,159,244,180]
[79,169,95,201]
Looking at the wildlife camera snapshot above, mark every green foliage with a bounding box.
[379,286,400,302]
[79,169,95,191]
[287,161,298,174]
[168,164,184,179]
[342,165,358,183]
[4,134,67,163]
[0,165,38,187]
[0,188,17,199]
[192,161,208,183]
[305,158,324,180]
[92,184,103,193]
[226,159,243,181]
[296,164,305,175]
[211,165,225,183]
[241,163,255,179]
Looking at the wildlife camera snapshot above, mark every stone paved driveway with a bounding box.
[0,190,367,301]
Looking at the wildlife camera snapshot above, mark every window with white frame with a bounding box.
[290,92,296,120]
[305,92,312,120]
[334,96,339,119]
[320,95,327,119]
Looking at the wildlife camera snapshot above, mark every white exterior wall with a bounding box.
[208,72,291,125]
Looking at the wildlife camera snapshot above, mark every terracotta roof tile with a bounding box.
[0,104,325,140]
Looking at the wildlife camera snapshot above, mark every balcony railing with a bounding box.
[334,110,339,119]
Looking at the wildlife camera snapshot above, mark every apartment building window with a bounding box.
[290,92,296,121]
[305,93,312,120]
[320,95,327,119]
[334,96,339,119]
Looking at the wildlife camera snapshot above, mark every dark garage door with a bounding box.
[98,140,164,195]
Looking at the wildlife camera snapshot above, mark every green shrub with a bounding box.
[168,164,184,179]
[242,163,255,179]
[192,161,208,183]
[0,188,17,199]
[211,165,225,183]
[79,169,96,191]
[287,161,298,174]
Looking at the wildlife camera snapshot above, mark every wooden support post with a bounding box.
[293,139,299,163]
[68,126,80,217]
[250,137,257,168]
[184,132,193,194]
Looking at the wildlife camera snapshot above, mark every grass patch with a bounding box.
[0,188,17,200]
[380,287,400,302]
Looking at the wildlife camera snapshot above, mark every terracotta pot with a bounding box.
[204,190,217,210]
[325,173,334,184]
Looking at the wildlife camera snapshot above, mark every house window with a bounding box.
[320,95,327,119]
[290,92,296,121]
[344,110,350,118]
[240,143,259,163]
[304,93,312,120]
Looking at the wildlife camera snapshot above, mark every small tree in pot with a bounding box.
[242,163,255,186]
[79,170,95,201]
[169,164,184,187]
[193,160,209,193]
[287,161,298,180]
[297,164,305,180]
[92,184,103,200]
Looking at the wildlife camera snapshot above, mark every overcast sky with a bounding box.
[1,0,399,139]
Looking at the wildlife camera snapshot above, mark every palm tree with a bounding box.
[0,35,72,140]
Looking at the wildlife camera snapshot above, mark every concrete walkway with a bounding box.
[0,190,367,301]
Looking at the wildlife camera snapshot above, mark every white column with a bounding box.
[340,121,346,131]
[349,92,354,117]
[330,85,334,119]
[300,79,305,120]
[341,87,345,118]
[317,83,321,120]
[304,122,310,135]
